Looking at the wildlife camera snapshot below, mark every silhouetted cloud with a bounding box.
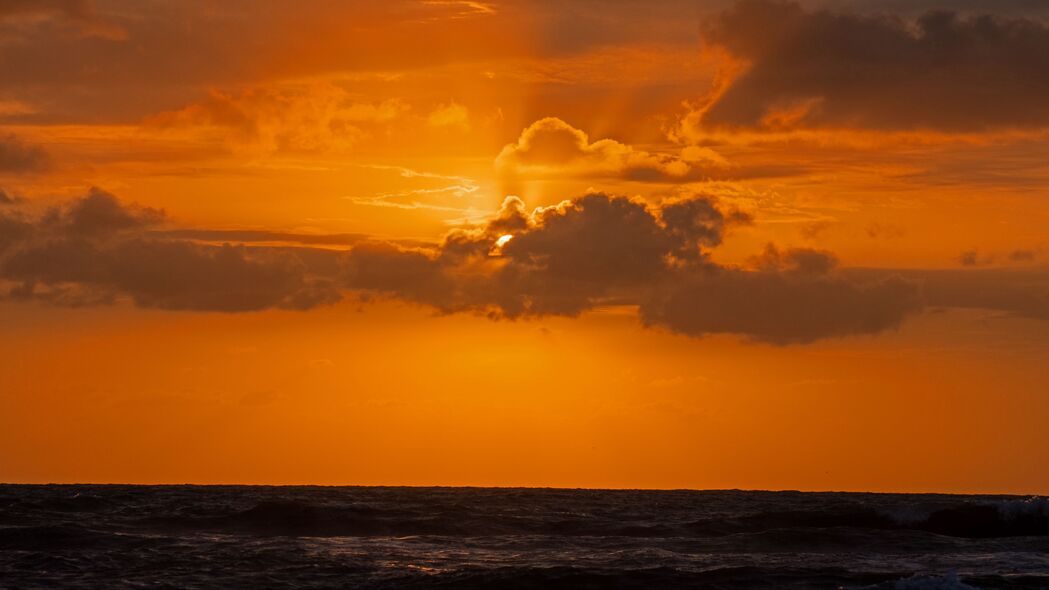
[848,268,1049,321]
[1008,249,1037,263]
[700,0,1049,131]
[750,243,838,275]
[0,189,341,311]
[640,266,922,345]
[0,134,48,173]
[343,192,923,343]
[5,190,1048,344]
[959,250,980,267]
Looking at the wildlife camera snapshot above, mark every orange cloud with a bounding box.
[497,117,731,183]
[144,84,410,155]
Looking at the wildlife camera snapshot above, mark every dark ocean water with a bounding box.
[1,486,1047,589]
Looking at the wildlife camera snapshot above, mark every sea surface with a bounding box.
[1,485,1047,589]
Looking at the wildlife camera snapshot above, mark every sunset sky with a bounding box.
[2,0,1048,493]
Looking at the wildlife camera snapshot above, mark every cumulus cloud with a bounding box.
[0,134,48,173]
[695,0,1049,131]
[496,118,795,183]
[6,189,1047,344]
[0,188,341,311]
[342,192,926,343]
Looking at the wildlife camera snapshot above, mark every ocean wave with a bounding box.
[850,572,984,590]
[3,487,1049,589]
[128,496,1049,539]
[0,525,131,551]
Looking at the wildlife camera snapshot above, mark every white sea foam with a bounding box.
[995,496,1049,519]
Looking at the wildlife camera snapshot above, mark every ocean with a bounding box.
[0,485,1046,589]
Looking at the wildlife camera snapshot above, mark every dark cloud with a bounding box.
[1009,249,1037,263]
[750,243,838,275]
[0,0,91,20]
[0,189,342,311]
[959,250,980,267]
[0,1,716,125]
[957,249,998,267]
[55,187,163,235]
[639,266,922,345]
[343,193,922,343]
[0,134,48,173]
[701,0,1049,131]
[6,189,1047,344]
[848,268,1049,321]
[922,269,1049,320]
[959,248,1040,267]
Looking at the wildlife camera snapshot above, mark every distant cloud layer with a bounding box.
[0,134,48,173]
[0,189,340,311]
[3,189,1047,343]
[699,0,1049,131]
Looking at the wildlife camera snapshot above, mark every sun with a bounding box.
[495,234,514,248]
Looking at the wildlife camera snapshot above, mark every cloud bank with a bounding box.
[4,189,1047,344]
[698,0,1049,131]
[0,134,48,173]
[0,189,341,311]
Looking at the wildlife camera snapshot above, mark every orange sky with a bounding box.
[1,0,1048,493]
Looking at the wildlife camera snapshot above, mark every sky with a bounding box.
[1,0,1048,493]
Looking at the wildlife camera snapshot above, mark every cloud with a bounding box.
[499,118,804,183]
[848,267,1049,321]
[0,1,707,125]
[0,0,126,40]
[427,101,470,129]
[959,250,982,267]
[145,85,410,155]
[6,189,1048,344]
[643,242,921,345]
[148,228,369,248]
[0,189,342,311]
[0,133,48,173]
[1009,249,1037,263]
[958,247,1041,267]
[0,0,91,20]
[343,192,924,343]
[639,266,922,345]
[496,117,790,183]
[696,0,1049,131]
[750,243,838,275]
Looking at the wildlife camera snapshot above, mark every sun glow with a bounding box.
[495,234,514,248]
